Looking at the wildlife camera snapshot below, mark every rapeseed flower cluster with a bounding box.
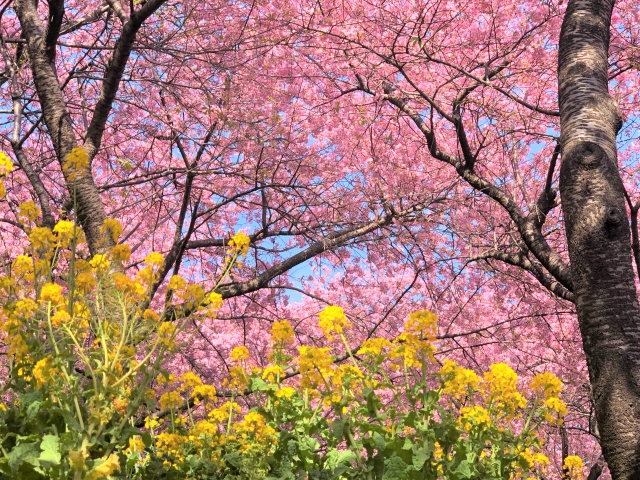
[63,146,89,179]
[0,201,577,480]
[32,355,58,387]
[234,411,278,453]
[563,455,585,479]
[271,319,295,345]
[458,405,491,431]
[0,194,255,478]
[318,305,351,340]
[228,231,250,256]
[483,363,528,414]
[0,152,12,198]
[439,359,481,398]
[357,337,392,357]
[297,345,334,391]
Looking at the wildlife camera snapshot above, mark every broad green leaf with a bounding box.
[454,459,472,478]
[38,434,61,467]
[8,443,39,472]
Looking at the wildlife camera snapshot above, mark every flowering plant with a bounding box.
[0,156,582,479]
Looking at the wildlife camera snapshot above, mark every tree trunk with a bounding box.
[558,1,640,477]
[14,0,111,254]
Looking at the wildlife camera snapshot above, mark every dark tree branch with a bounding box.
[83,0,168,159]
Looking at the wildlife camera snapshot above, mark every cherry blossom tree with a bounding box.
[1,0,640,477]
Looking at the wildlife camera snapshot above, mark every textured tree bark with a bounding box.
[14,0,110,254]
[558,1,640,477]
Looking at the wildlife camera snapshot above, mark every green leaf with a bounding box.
[372,431,386,451]
[19,391,43,407]
[8,443,39,472]
[38,434,61,467]
[412,446,430,471]
[141,432,153,448]
[454,459,472,478]
[382,454,408,480]
[250,377,269,391]
[324,448,357,472]
[25,401,41,421]
[331,419,345,440]
[298,435,320,453]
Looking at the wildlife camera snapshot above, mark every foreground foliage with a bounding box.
[0,212,580,479]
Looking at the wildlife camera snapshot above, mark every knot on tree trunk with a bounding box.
[573,142,607,170]
[606,207,623,226]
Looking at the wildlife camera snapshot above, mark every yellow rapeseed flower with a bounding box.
[15,298,37,319]
[63,147,89,173]
[275,386,296,398]
[168,275,186,291]
[234,411,278,452]
[530,372,562,400]
[143,309,159,323]
[483,363,527,412]
[0,152,13,176]
[85,454,120,480]
[75,271,97,293]
[89,254,111,274]
[440,360,481,398]
[458,405,491,432]
[145,251,164,268]
[192,384,217,401]
[101,218,123,242]
[208,401,241,422]
[155,432,187,467]
[109,244,131,263]
[179,372,202,391]
[53,220,77,248]
[318,305,351,340]
[262,365,285,382]
[50,310,71,327]
[271,319,294,345]
[29,227,55,254]
[137,266,157,286]
[520,448,550,471]
[124,436,146,455]
[405,310,438,339]
[229,365,249,389]
[113,397,129,415]
[298,345,333,389]
[357,337,392,357]
[0,276,13,292]
[563,456,584,479]
[40,283,65,305]
[12,255,34,280]
[204,291,223,310]
[543,397,568,425]
[18,201,40,224]
[112,273,147,300]
[33,355,58,387]
[230,345,250,362]
[159,391,183,410]
[181,283,205,309]
[8,334,29,358]
[228,232,250,256]
[157,322,177,348]
[389,332,435,367]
